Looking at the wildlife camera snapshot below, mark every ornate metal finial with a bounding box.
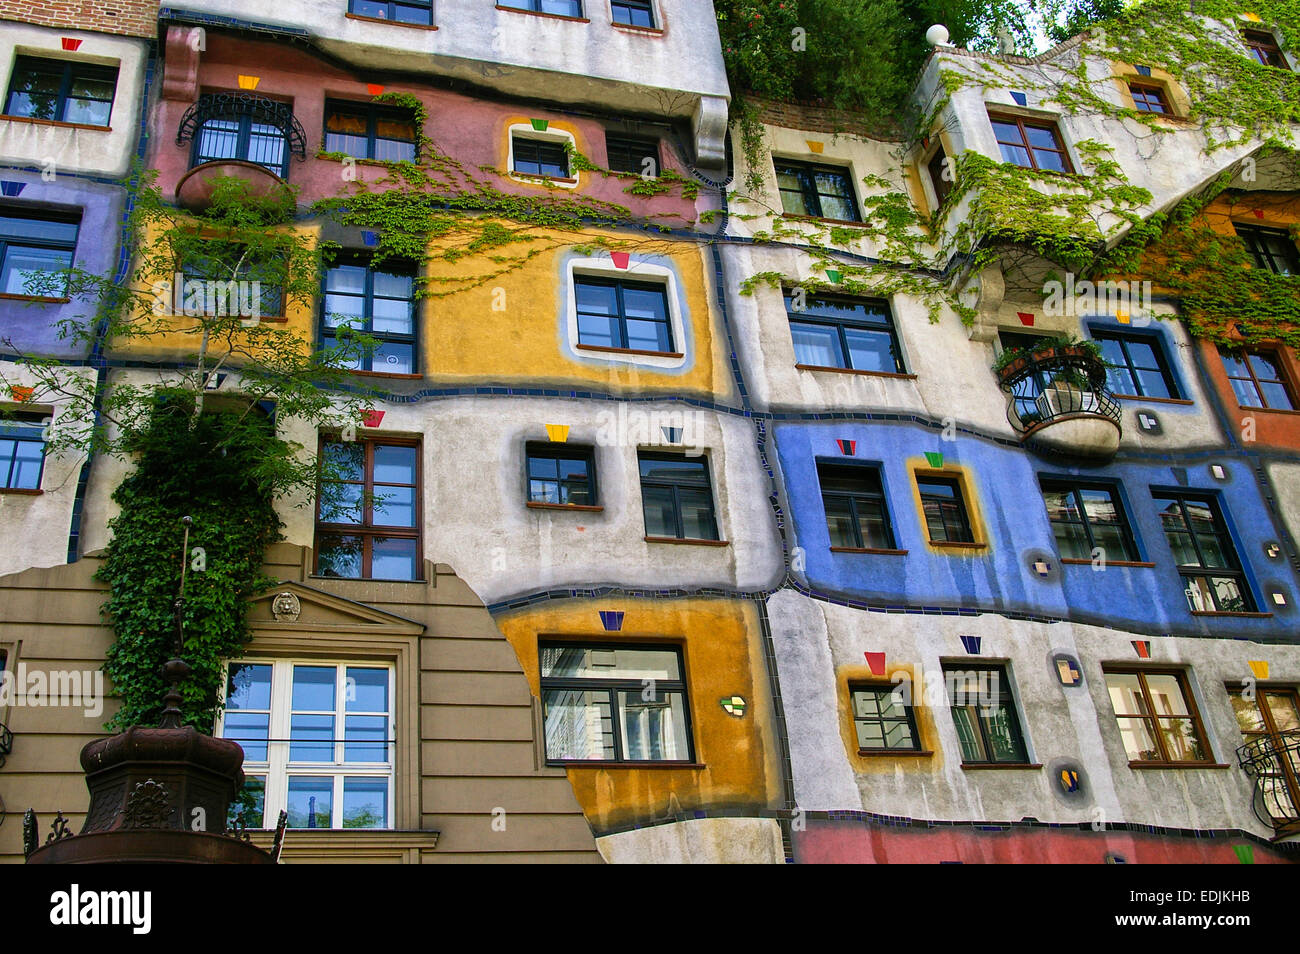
[270,809,288,862]
[121,779,175,830]
[22,809,36,858]
[46,812,72,844]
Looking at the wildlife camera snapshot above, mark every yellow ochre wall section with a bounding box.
[495,597,783,834]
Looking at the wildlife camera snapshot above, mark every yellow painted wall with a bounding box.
[495,597,783,834]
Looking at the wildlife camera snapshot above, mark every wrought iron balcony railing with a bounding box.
[996,345,1122,458]
[1236,730,1300,836]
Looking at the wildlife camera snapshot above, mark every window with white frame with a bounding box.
[218,660,394,830]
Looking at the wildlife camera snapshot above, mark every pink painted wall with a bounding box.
[149,33,713,226]
[794,820,1294,864]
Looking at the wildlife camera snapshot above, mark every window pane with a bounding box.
[1116,716,1161,760]
[619,690,688,760]
[855,499,890,548]
[293,666,336,710]
[998,143,1033,166]
[625,317,672,352]
[343,778,388,828]
[290,713,335,762]
[373,444,416,484]
[318,480,363,524]
[286,777,333,829]
[843,326,896,373]
[223,712,269,762]
[229,775,265,829]
[347,667,389,712]
[678,486,719,540]
[394,4,432,24]
[640,484,679,537]
[227,663,272,710]
[316,532,363,577]
[8,440,44,489]
[1135,368,1173,399]
[372,485,416,527]
[1025,126,1060,149]
[1144,674,1191,715]
[371,536,419,580]
[63,97,112,126]
[2,246,73,295]
[1158,718,1207,761]
[577,312,620,348]
[541,645,681,681]
[824,495,858,548]
[1230,691,1268,734]
[1260,382,1295,409]
[543,688,615,760]
[951,706,988,761]
[982,705,1026,761]
[344,714,388,762]
[1106,672,1147,715]
[1033,150,1067,172]
[790,321,843,367]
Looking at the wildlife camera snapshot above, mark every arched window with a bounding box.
[177,92,307,178]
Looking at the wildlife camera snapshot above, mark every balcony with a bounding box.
[1237,730,1300,839]
[995,343,1121,459]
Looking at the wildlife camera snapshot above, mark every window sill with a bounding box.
[858,749,932,757]
[0,114,111,132]
[0,487,42,495]
[576,343,684,359]
[780,213,865,228]
[1236,404,1300,416]
[1189,610,1273,618]
[527,501,603,513]
[1060,558,1155,567]
[795,363,916,380]
[344,12,439,30]
[309,574,428,584]
[960,762,1042,771]
[1126,761,1231,770]
[0,293,71,304]
[1113,394,1193,405]
[830,546,908,555]
[644,536,729,547]
[610,22,665,35]
[550,760,704,769]
[928,541,987,550]
[495,4,590,23]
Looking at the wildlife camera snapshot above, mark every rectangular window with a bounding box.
[500,0,583,16]
[926,144,953,206]
[611,0,654,27]
[1039,478,1139,561]
[4,55,118,127]
[315,437,422,581]
[916,475,974,544]
[1128,83,1171,114]
[944,664,1029,764]
[1091,329,1180,399]
[0,412,46,490]
[323,100,417,162]
[851,683,921,752]
[1235,224,1299,275]
[179,242,285,318]
[321,258,416,373]
[575,275,673,354]
[774,159,860,221]
[193,107,292,177]
[605,134,659,175]
[219,660,394,829]
[787,293,904,374]
[988,113,1072,173]
[526,442,596,506]
[0,209,79,298]
[1221,347,1296,410]
[540,643,691,762]
[818,462,896,550]
[639,452,719,541]
[512,136,570,178]
[1104,669,1211,764]
[1243,28,1289,69]
[348,0,433,24]
[1228,685,1300,823]
[1152,491,1254,613]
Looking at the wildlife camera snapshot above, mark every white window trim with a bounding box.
[507,123,580,189]
[216,658,395,831]
[562,256,689,369]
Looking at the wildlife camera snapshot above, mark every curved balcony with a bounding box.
[996,344,1121,460]
[1237,730,1300,838]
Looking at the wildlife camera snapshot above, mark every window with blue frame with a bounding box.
[4,56,118,127]
[1039,478,1139,561]
[321,258,417,374]
[787,293,904,374]
[323,100,418,162]
[575,276,674,353]
[0,209,79,298]
[500,0,583,16]
[818,461,896,550]
[348,0,433,24]
[0,412,46,490]
[1091,329,1181,399]
[191,96,295,177]
[1152,491,1254,613]
[512,136,570,178]
[611,0,655,27]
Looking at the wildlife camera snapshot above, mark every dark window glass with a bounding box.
[611,0,654,27]
[1039,478,1139,561]
[1091,329,1180,399]
[916,476,974,544]
[0,208,79,298]
[324,100,418,162]
[774,160,860,221]
[927,145,953,205]
[526,442,596,505]
[316,438,421,580]
[818,462,895,550]
[179,242,285,318]
[1243,28,1289,69]
[851,684,921,752]
[0,412,46,490]
[348,0,433,24]
[1128,83,1171,114]
[1221,347,1296,410]
[4,56,118,126]
[575,276,673,353]
[512,136,570,178]
[786,292,903,373]
[500,0,583,16]
[1106,670,1211,763]
[540,644,691,762]
[605,134,660,175]
[945,665,1029,764]
[193,104,292,177]
[988,113,1072,172]
[639,453,718,541]
[1152,491,1254,613]
[1235,224,1300,275]
[321,258,416,374]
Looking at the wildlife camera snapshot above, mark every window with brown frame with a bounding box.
[1128,83,1171,114]
[926,144,953,206]
[1220,347,1297,410]
[988,113,1073,173]
[1103,668,1212,764]
[1227,684,1300,826]
[315,436,422,581]
[1243,28,1290,69]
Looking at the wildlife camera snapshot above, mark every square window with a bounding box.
[320,256,417,373]
[574,275,673,353]
[1128,83,1171,114]
[916,475,975,544]
[818,461,896,550]
[4,56,118,127]
[774,159,860,221]
[315,437,421,580]
[324,100,418,162]
[1090,329,1181,399]
[1234,224,1300,275]
[851,684,921,752]
[605,134,660,175]
[611,0,654,27]
[0,208,79,299]
[1105,669,1212,763]
[1152,490,1254,613]
[1220,347,1296,410]
[526,442,596,505]
[540,643,691,762]
[987,113,1073,173]
[787,292,904,373]
[512,135,570,178]
[943,664,1029,764]
[1039,477,1139,561]
[638,452,718,541]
